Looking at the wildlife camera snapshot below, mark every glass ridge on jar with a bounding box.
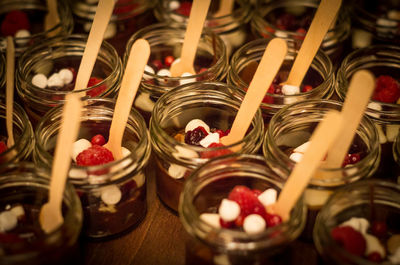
[394,133,400,185]
[0,53,5,95]
[150,81,263,212]
[34,98,151,239]
[179,154,306,265]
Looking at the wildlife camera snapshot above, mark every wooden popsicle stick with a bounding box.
[284,0,342,87]
[267,111,343,221]
[324,70,375,168]
[39,93,82,234]
[73,0,116,93]
[103,39,150,160]
[44,0,61,35]
[220,38,287,146]
[213,0,234,17]
[169,0,211,77]
[6,37,15,148]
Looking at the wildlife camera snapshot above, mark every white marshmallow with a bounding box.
[275,30,289,38]
[340,217,370,234]
[14,29,31,46]
[352,29,372,49]
[386,124,400,142]
[243,214,266,235]
[200,213,221,228]
[169,0,180,10]
[364,233,386,258]
[289,152,303,163]
[69,168,88,179]
[10,205,25,219]
[157,68,172,77]
[32,74,48,88]
[173,145,199,159]
[294,141,310,153]
[72,139,92,162]
[199,132,220,148]
[258,188,277,207]
[389,247,400,264]
[388,10,400,21]
[367,102,382,119]
[179,72,196,86]
[58,68,74,85]
[104,22,117,40]
[134,92,155,112]
[218,199,240,222]
[282,84,300,95]
[168,163,186,179]
[47,73,64,87]
[143,65,155,80]
[0,211,18,232]
[101,185,122,205]
[185,119,210,133]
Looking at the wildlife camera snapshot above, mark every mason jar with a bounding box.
[0,53,5,96]
[0,97,35,169]
[250,0,351,65]
[150,81,263,212]
[394,132,400,185]
[34,98,151,238]
[153,0,253,56]
[70,0,156,56]
[179,154,306,264]
[314,180,400,265]
[0,0,73,57]
[336,45,400,183]
[16,34,122,127]
[125,23,228,124]
[228,38,334,128]
[0,162,82,265]
[263,99,381,239]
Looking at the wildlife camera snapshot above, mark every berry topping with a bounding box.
[367,252,383,263]
[1,10,30,37]
[87,77,107,97]
[372,75,400,104]
[219,218,234,228]
[176,2,192,16]
[265,213,282,227]
[200,142,233,158]
[302,85,313,93]
[184,126,208,146]
[91,134,106,146]
[331,226,367,256]
[164,55,175,67]
[371,221,387,238]
[0,141,8,154]
[228,185,266,221]
[76,145,114,166]
[342,152,361,167]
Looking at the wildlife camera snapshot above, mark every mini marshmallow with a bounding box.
[173,145,199,159]
[0,211,18,232]
[72,139,92,162]
[218,199,240,222]
[258,188,277,207]
[101,185,122,205]
[47,73,64,87]
[352,29,372,49]
[104,22,117,40]
[179,72,196,86]
[282,84,300,95]
[386,124,400,142]
[200,213,221,228]
[143,65,155,80]
[294,141,310,153]
[58,68,74,85]
[10,205,25,219]
[199,132,220,148]
[14,29,31,46]
[185,119,210,133]
[388,10,400,21]
[289,152,303,163]
[134,92,155,112]
[32,74,48,88]
[169,0,180,10]
[69,168,88,179]
[340,217,370,234]
[168,163,186,179]
[243,214,266,235]
[367,102,382,119]
[275,30,288,38]
[364,233,386,258]
[389,247,400,264]
[157,68,172,77]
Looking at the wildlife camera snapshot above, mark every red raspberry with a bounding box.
[176,2,192,16]
[91,134,106,146]
[265,213,282,227]
[151,59,163,71]
[164,56,175,67]
[0,141,8,154]
[185,126,208,146]
[367,252,383,263]
[1,10,30,37]
[372,75,400,103]
[76,145,114,166]
[252,189,262,196]
[228,186,266,220]
[301,85,313,93]
[86,77,107,97]
[371,221,387,238]
[200,142,233,159]
[331,226,366,256]
[342,153,361,167]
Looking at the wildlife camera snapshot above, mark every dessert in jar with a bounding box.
[70,0,156,56]
[16,34,122,127]
[336,45,400,183]
[228,38,334,128]
[314,180,400,265]
[179,154,306,264]
[124,23,228,124]
[34,98,151,238]
[153,0,253,56]
[263,99,380,239]
[0,0,73,57]
[0,163,82,265]
[150,82,263,212]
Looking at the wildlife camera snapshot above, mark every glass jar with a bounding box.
[314,180,400,265]
[336,45,400,182]
[228,38,334,127]
[34,98,151,238]
[0,53,5,96]
[154,0,253,56]
[179,154,306,264]
[0,98,35,169]
[150,81,263,212]
[70,0,156,56]
[250,0,351,65]
[263,99,381,239]
[0,0,73,57]
[125,23,228,124]
[16,34,122,127]
[394,132,400,185]
[0,162,82,265]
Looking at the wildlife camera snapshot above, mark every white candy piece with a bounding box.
[72,139,92,162]
[10,205,25,219]
[157,68,172,77]
[364,233,386,258]
[168,163,186,179]
[101,185,122,205]
[200,213,221,228]
[199,132,220,148]
[14,29,31,46]
[69,168,88,179]
[32,74,48,88]
[388,10,400,21]
[134,92,155,112]
[173,145,199,159]
[47,73,64,87]
[275,30,289,38]
[169,0,180,10]
[289,152,303,163]
[58,68,74,85]
[218,199,240,222]
[367,102,382,119]
[294,141,310,153]
[282,84,300,95]
[104,22,117,40]
[185,119,210,133]
[389,247,400,264]
[243,214,266,235]
[179,72,196,86]
[386,124,400,142]
[352,29,372,49]
[0,211,18,232]
[258,188,277,207]
[340,217,370,234]
[143,65,155,80]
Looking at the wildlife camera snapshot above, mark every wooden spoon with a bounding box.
[267,110,343,221]
[73,0,116,93]
[220,38,287,147]
[103,39,150,160]
[284,0,342,87]
[213,0,234,18]
[6,37,15,148]
[39,93,82,234]
[44,0,61,35]
[324,70,375,168]
[169,0,211,77]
